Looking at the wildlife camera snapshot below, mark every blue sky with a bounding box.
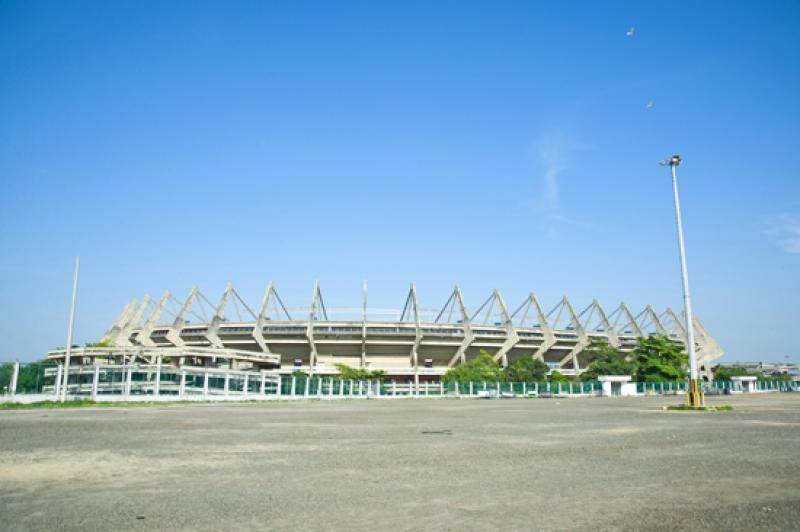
[1,1,798,363]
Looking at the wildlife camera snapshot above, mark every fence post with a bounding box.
[276,375,282,399]
[154,356,162,398]
[54,365,63,400]
[317,377,323,399]
[224,373,230,397]
[180,371,186,398]
[261,373,267,396]
[91,364,99,400]
[9,362,19,398]
[203,371,209,400]
[569,382,573,395]
[290,375,295,397]
[125,364,133,399]
[304,377,310,398]
[243,374,249,399]
[469,382,473,396]
[392,380,397,397]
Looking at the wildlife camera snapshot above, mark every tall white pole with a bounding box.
[61,256,80,402]
[670,163,698,381]
[666,157,702,407]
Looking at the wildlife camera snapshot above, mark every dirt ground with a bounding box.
[1,394,799,531]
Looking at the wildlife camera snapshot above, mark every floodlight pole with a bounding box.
[60,256,80,402]
[663,156,703,407]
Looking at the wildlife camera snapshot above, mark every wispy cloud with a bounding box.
[765,213,800,254]
[531,133,592,235]
[535,138,568,212]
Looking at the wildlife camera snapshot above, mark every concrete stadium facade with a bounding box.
[49,282,724,381]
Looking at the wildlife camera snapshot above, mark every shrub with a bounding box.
[441,351,507,383]
[504,358,549,382]
[579,338,637,380]
[632,335,688,382]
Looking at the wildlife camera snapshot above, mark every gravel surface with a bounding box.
[1,394,799,531]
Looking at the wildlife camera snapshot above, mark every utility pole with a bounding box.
[61,256,80,402]
[660,155,703,407]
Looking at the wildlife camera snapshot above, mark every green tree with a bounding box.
[548,370,569,383]
[0,359,56,393]
[441,350,507,383]
[632,335,688,382]
[713,365,792,382]
[333,364,386,381]
[712,365,754,381]
[0,363,12,392]
[85,339,111,348]
[504,358,548,382]
[580,338,637,381]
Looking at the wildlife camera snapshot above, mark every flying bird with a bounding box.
[646,100,654,109]
[626,27,635,37]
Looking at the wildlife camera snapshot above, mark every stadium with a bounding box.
[47,282,723,384]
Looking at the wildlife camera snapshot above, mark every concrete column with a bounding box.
[154,356,162,398]
[523,382,527,396]
[224,373,230,397]
[91,365,99,400]
[569,382,573,395]
[9,362,19,398]
[350,379,354,397]
[358,381,363,396]
[261,373,266,395]
[392,381,397,397]
[243,374,249,399]
[328,379,333,399]
[203,371,209,399]
[276,375,282,399]
[54,365,63,400]
[496,382,500,395]
[179,371,186,398]
[125,364,133,399]
[469,382,473,396]
[425,381,429,397]
[317,377,322,399]
[291,375,296,397]
[339,379,344,398]
[304,377,309,398]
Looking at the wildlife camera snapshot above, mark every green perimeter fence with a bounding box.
[1,361,798,398]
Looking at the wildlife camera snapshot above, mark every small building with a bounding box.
[730,375,758,393]
[598,375,638,397]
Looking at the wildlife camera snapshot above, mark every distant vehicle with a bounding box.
[477,390,497,399]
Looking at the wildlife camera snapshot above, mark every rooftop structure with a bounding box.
[48,282,724,381]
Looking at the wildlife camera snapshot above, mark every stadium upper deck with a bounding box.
[48,282,723,380]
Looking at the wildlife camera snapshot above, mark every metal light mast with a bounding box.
[660,155,703,407]
[60,256,80,402]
